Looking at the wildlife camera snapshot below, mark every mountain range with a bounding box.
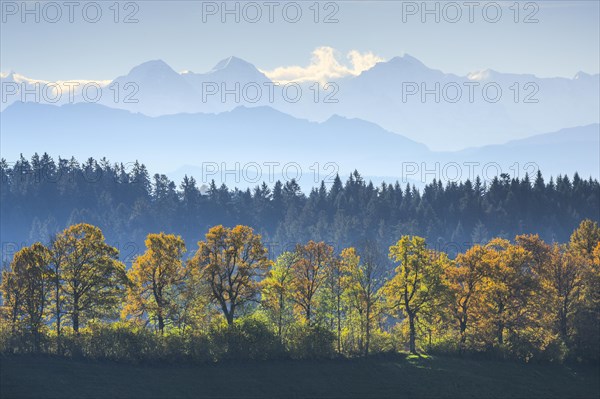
[2,55,598,150]
[1,102,597,189]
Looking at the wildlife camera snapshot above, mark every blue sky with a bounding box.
[1,0,599,80]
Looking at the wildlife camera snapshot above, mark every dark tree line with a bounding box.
[1,154,599,264]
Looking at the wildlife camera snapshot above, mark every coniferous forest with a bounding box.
[2,154,599,260]
[1,154,599,365]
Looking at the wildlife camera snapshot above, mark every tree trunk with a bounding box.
[497,323,504,346]
[219,299,235,327]
[56,288,62,354]
[278,308,283,341]
[11,301,18,334]
[459,317,467,355]
[559,297,569,342]
[497,302,504,346]
[226,305,235,327]
[32,324,40,353]
[73,310,79,333]
[55,271,62,354]
[408,313,417,354]
[278,293,284,342]
[365,305,371,357]
[72,293,80,333]
[158,313,165,335]
[337,297,342,354]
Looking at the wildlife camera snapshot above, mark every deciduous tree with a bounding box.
[547,245,584,343]
[190,225,270,327]
[479,239,535,347]
[291,241,334,324]
[447,244,488,351]
[342,242,387,356]
[0,243,51,351]
[55,224,127,333]
[261,251,296,341]
[383,236,448,353]
[569,219,600,258]
[124,233,186,334]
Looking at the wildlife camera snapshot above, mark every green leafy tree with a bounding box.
[383,236,448,353]
[342,243,387,356]
[323,255,347,353]
[261,251,297,341]
[54,224,127,333]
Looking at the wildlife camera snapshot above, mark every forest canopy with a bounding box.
[1,220,599,363]
[1,154,599,363]
[1,154,599,264]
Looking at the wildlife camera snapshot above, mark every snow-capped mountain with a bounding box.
[180,56,272,113]
[320,55,599,149]
[2,55,598,150]
[96,59,199,115]
[182,56,270,90]
[0,71,111,111]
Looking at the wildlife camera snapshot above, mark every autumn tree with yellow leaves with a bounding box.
[0,243,52,351]
[189,225,270,327]
[476,239,537,348]
[446,244,488,352]
[290,241,334,325]
[124,233,186,334]
[1,220,599,363]
[568,220,600,360]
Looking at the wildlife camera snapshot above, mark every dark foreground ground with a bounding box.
[1,354,598,399]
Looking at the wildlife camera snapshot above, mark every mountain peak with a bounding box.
[387,54,426,68]
[0,70,16,79]
[129,59,176,75]
[211,56,257,72]
[358,53,437,79]
[574,71,595,80]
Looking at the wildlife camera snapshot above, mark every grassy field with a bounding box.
[1,354,598,399]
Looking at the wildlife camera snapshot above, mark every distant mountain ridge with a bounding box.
[2,55,598,150]
[1,102,597,188]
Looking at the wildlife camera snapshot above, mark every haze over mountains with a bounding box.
[2,55,598,150]
[1,101,598,188]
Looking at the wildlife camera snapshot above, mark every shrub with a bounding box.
[286,323,335,359]
[210,315,284,361]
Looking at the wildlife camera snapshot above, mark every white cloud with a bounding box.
[262,47,384,84]
[0,72,111,97]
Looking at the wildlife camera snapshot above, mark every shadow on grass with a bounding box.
[1,353,598,399]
